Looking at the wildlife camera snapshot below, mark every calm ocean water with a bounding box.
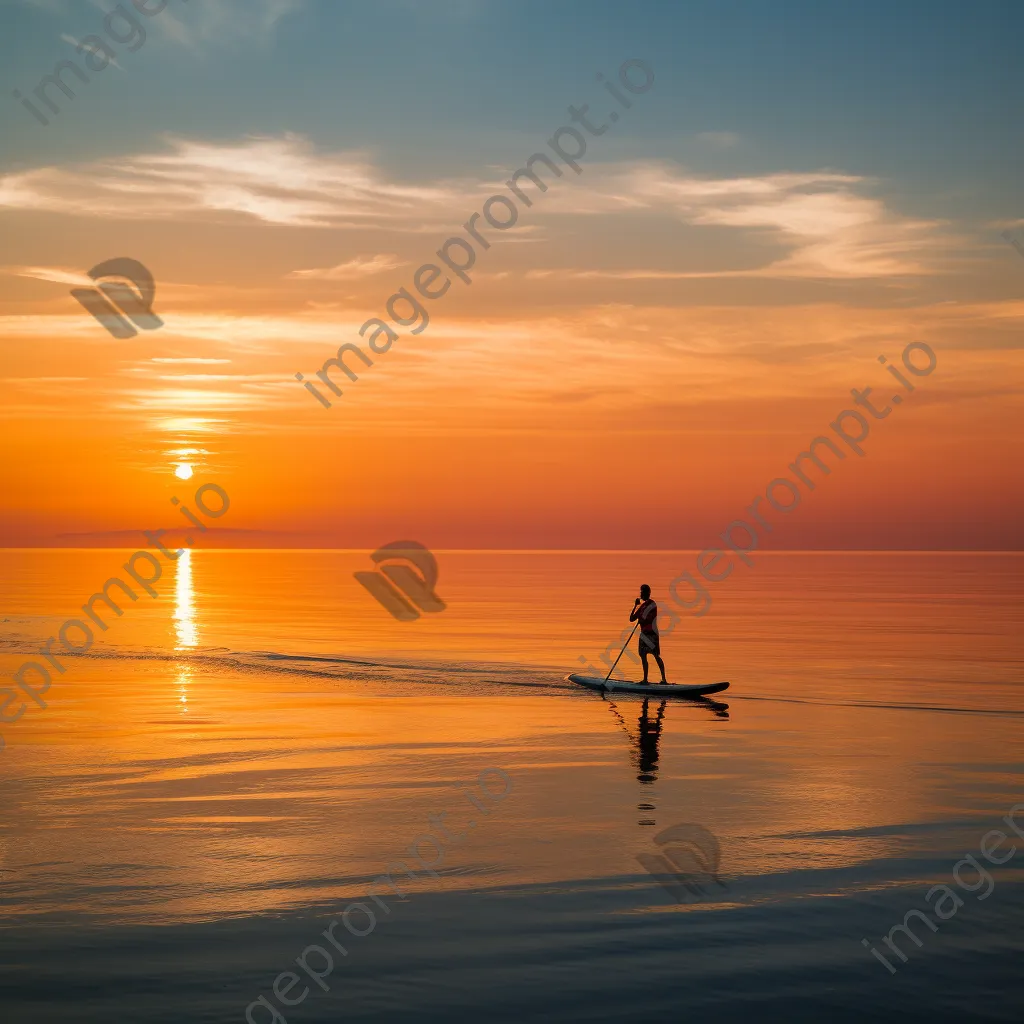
[1,550,1022,1022]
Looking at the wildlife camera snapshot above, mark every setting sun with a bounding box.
[174,464,193,481]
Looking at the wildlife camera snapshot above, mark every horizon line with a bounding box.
[1,547,1023,555]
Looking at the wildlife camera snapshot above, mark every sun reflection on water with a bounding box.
[176,662,192,714]
[174,548,198,649]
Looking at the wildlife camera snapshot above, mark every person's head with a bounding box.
[640,584,651,600]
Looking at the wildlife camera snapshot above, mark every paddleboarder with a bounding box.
[630,584,668,685]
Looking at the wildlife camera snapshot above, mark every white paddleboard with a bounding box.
[567,674,729,697]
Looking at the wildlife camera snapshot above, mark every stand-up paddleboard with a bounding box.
[567,674,729,697]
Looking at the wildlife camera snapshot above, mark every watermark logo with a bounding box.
[636,823,725,903]
[354,541,446,622]
[71,257,163,339]
[1002,227,1024,260]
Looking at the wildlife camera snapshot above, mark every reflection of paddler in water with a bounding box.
[607,697,667,784]
[606,693,728,785]
[636,698,665,783]
[606,694,728,826]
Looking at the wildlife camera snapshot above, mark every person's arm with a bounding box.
[629,598,642,622]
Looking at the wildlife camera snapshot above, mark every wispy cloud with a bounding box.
[151,357,232,364]
[286,254,408,281]
[546,163,950,278]
[0,136,953,280]
[0,135,461,228]
[155,0,304,51]
[6,265,95,286]
[19,0,299,56]
[60,32,125,71]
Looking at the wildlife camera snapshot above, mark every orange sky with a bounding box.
[1,136,1022,550]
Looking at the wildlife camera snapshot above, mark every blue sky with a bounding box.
[3,0,1022,207]
[3,0,1022,307]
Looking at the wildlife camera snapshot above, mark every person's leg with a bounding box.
[639,649,650,683]
[654,654,667,683]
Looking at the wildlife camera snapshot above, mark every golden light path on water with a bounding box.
[174,548,198,650]
[174,548,198,715]
[175,663,193,715]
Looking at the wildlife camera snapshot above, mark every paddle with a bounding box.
[603,621,639,683]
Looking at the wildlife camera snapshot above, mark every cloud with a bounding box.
[527,164,951,279]
[19,0,301,46]
[569,163,950,277]
[689,185,942,277]
[151,357,232,364]
[0,136,953,279]
[61,33,124,71]
[525,268,745,281]
[68,0,302,52]
[5,265,95,286]
[0,135,462,228]
[161,0,303,50]
[286,254,408,281]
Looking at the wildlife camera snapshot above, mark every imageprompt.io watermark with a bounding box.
[12,0,191,128]
[861,802,1024,974]
[71,257,163,339]
[245,767,513,1023]
[0,481,231,752]
[354,541,446,622]
[295,57,655,410]
[577,340,941,679]
[636,823,726,904]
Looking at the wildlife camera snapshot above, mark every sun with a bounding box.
[174,463,194,480]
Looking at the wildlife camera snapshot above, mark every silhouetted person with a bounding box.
[630,584,667,684]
